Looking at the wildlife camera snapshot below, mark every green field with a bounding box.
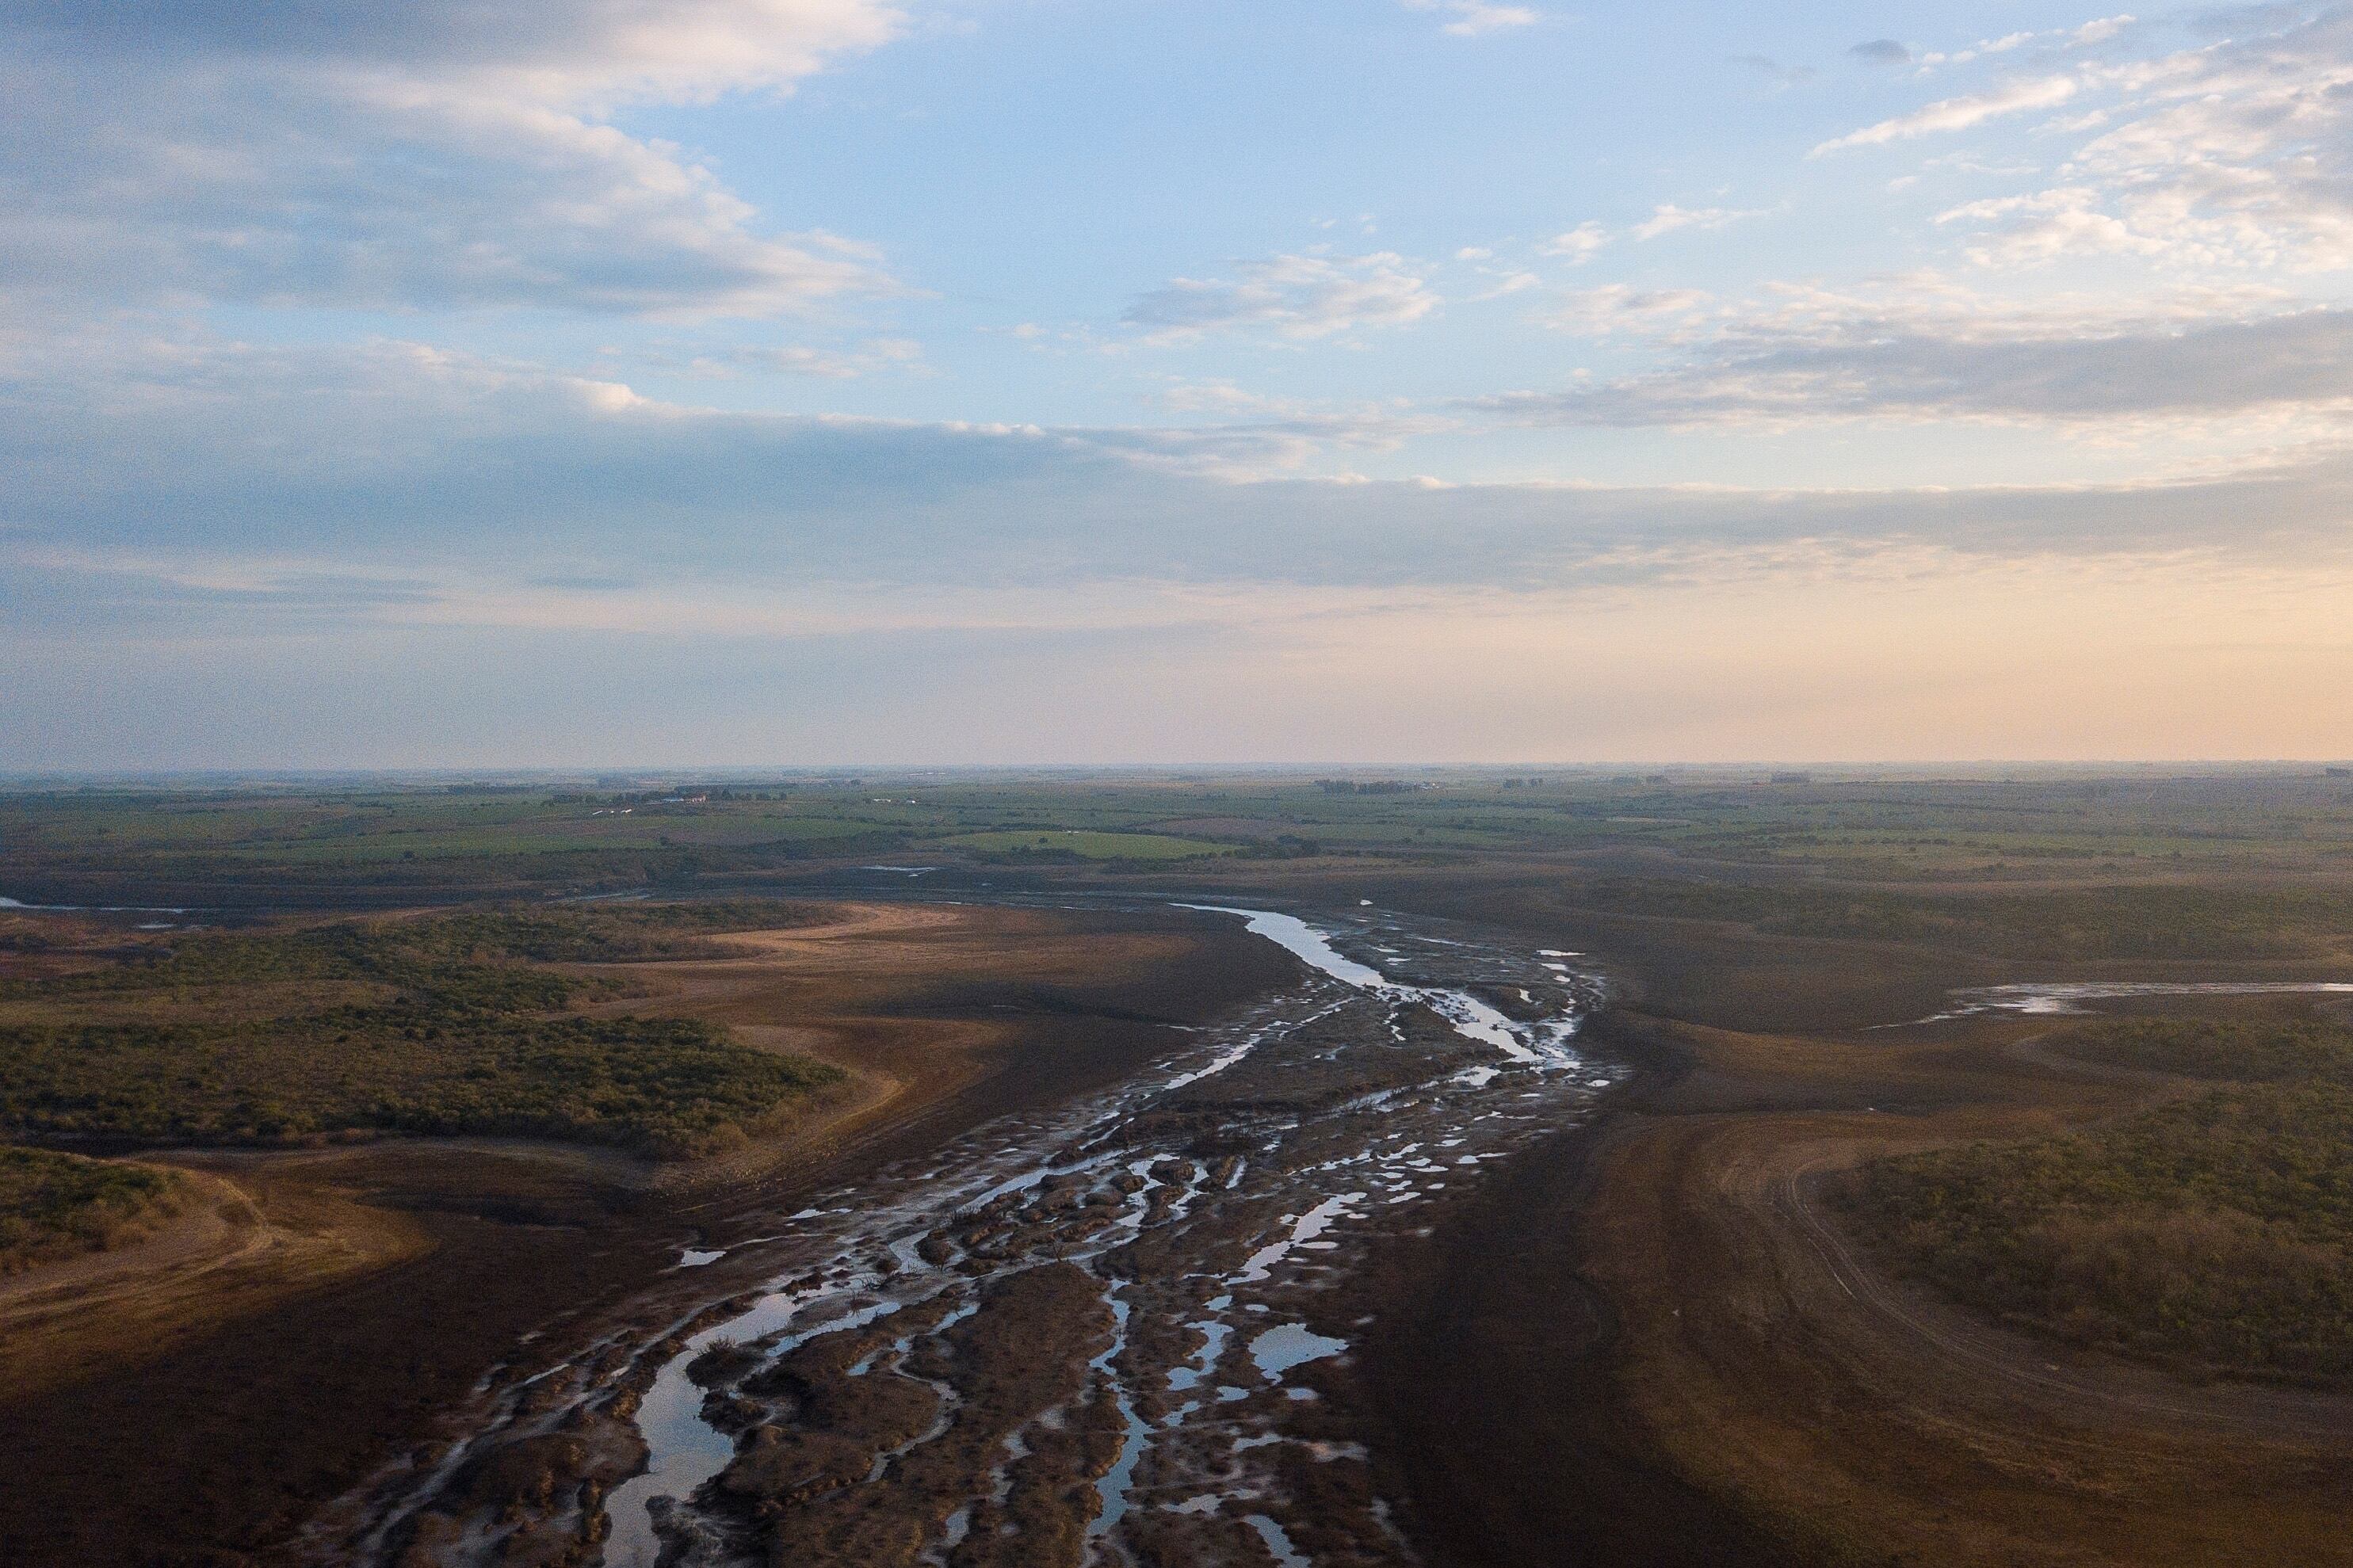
[8,768,2353,900]
[932,829,1235,861]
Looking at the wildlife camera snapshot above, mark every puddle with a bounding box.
[1233,1192,1365,1284]
[1249,1322,1350,1379]
[1882,980,2353,1028]
[1244,1513,1312,1567]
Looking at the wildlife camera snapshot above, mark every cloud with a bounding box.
[1935,186,2172,267]
[1124,254,1439,342]
[1482,279,2353,429]
[15,312,2353,770]
[16,319,2353,621]
[1541,221,1614,262]
[1850,39,1912,66]
[1632,203,1772,240]
[6,0,904,107]
[0,0,904,317]
[32,278,2351,605]
[1731,54,1816,88]
[1915,16,2136,69]
[1812,74,2079,155]
[1921,10,2353,273]
[1400,0,1541,36]
[655,338,927,379]
[1544,284,1715,336]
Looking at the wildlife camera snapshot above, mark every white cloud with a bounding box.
[1920,13,2353,273]
[1125,254,1439,342]
[1812,74,2078,155]
[0,0,905,316]
[1541,221,1613,262]
[1401,0,1541,37]
[1915,17,2133,71]
[1544,284,1715,336]
[1935,186,2170,267]
[1632,203,1772,240]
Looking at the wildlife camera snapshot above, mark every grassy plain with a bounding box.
[10,765,2353,907]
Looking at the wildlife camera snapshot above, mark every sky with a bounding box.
[7,0,2353,767]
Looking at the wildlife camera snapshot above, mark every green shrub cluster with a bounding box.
[1572,877,2353,959]
[1843,1063,2353,1384]
[2056,1018,2353,1084]
[0,906,842,1159]
[3,902,821,1005]
[0,1145,181,1272]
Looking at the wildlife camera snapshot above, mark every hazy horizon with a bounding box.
[10,2,2353,767]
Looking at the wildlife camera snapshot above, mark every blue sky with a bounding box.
[8,2,2353,765]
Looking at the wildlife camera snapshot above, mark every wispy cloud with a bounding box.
[1813,74,2079,155]
[1917,14,2137,69]
[1730,54,1816,89]
[1632,203,1773,240]
[1125,254,1439,342]
[1486,277,2353,431]
[1401,0,1542,37]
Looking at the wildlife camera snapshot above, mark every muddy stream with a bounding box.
[321,902,1618,1567]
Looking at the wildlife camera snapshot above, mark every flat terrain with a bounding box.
[10,769,2353,1566]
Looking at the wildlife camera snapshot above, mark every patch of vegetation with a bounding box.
[1563,876,2353,960]
[0,907,845,1159]
[938,830,1235,862]
[0,1013,835,1158]
[1840,1060,2353,1385]
[2054,1018,2353,1083]
[1,902,822,1005]
[0,1146,183,1273]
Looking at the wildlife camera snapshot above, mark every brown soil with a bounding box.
[0,899,1289,1568]
[1367,996,2353,1568]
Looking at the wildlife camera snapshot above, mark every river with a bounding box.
[330,900,1617,1566]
